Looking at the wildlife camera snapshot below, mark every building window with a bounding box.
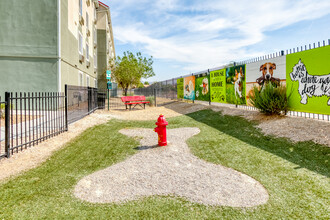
[106,36,109,53]
[93,28,97,44]
[86,12,89,29]
[78,31,83,55]
[86,75,90,87]
[79,71,83,86]
[94,79,97,88]
[94,52,97,68]
[86,42,89,61]
[79,0,82,16]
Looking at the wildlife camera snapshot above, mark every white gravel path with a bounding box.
[74,127,269,207]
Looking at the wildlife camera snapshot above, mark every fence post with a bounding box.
[64,85,68,131]
[154,88,157,107]
[5,92,10,158]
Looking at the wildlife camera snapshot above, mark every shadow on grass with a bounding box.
[186,109,330,177]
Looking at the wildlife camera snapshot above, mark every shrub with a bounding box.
[146,96,155,106]
[249,83,290,115]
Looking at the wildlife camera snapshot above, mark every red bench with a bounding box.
[121,96,150,110]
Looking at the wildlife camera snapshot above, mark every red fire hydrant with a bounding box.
[154,114,168,146]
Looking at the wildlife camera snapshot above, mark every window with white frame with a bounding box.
[93,28,97,44]
[86,75,90,87]
[94,79,97,88]
[106,36,109,52]
[86,41,89,60]
[86,12,89,29]
[94,52,97,68]
[79,71,83,86]
[78,31,83,55]
[79,0,82,16]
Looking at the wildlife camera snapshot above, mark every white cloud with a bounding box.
[106,0,330,74]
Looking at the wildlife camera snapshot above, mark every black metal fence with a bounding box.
[104,88,135,110]
[0,92,67,158]
[104,82,178,110]
[134,79,179,106]
[66,85,106,124]
[0,85,106,159]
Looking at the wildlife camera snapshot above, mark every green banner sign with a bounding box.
[210,69,226,103]
[286,45,330,115]
[195,75,210,101]
[226,65,246,105]
[177,78,184,99]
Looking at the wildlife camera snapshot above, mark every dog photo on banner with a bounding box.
[184,75,196,100]
[226,65,246,105]
[195,73,210,102]
[246,56,286,105]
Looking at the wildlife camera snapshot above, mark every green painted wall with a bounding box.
[97,29,107,90]
[0,58,58,96]
[0,0,58,97]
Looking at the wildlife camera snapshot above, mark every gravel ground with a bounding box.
[74,128,269,207]
[256,117,330,146]
[106,101,330,147]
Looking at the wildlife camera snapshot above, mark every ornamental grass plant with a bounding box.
[249,83,289,115]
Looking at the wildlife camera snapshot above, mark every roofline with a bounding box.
[98,1,109,8]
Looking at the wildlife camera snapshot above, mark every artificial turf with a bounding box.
[0,109,328,219]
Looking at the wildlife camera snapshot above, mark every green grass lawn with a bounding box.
[0,110,329,219]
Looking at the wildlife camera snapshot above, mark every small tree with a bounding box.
[112,51,154,96]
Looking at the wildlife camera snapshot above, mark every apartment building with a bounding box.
[96,1,115,90]
[0,0,115,97]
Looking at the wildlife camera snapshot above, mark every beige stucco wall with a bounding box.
[96,4,116,89]
[60,0,97,91]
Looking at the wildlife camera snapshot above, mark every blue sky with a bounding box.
[103,0,330,83]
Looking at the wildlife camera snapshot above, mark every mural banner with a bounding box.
[195,74,210,101]
[226,65,246,105]
[210,69,226,103]
[246,56,286,105]
[177,78,184,99]
[184,75,195,100]
[286,46,330,115]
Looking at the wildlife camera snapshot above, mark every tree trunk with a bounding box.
[123,87,128,96]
